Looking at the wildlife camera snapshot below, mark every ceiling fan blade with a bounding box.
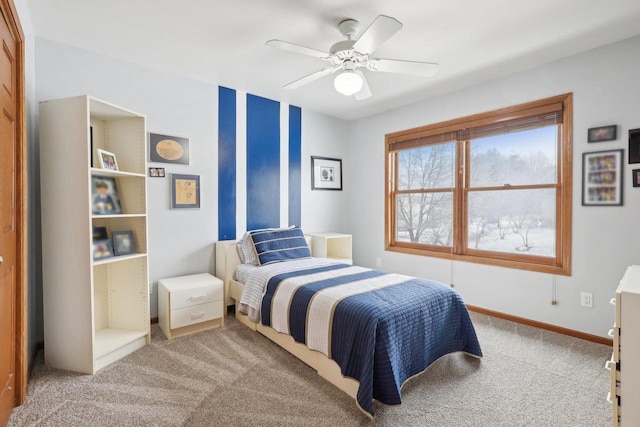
[283,67,338,89]
[352,15,402,54]
[354,71,372,100]
[369,58,439,77]
[266,39,329,59]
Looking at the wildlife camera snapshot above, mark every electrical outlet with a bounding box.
[375,257,382,267]
[581,292,593,308]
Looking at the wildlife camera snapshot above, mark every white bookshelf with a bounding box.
[306,232,352,264]
[40,95,150,374]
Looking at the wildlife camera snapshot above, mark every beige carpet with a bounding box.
[9,312,612,426]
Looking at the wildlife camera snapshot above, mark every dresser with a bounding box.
[158,273,224,340]
[608,265,640,426]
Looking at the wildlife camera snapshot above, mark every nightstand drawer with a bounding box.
[171,302,223,329]
[170,284,223,310]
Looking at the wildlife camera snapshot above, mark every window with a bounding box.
[385,94,572,275]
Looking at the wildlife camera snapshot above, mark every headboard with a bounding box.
[215,240,242,306]
[214,235,313,307]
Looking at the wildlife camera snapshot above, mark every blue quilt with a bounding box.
[260,264,483,416]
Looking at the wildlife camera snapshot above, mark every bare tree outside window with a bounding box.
[396,143,454,246]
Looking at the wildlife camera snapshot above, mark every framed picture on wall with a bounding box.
[582,149,623,206]
[171,173,200,209]
[311,156,342,190]
[149,133,190,165]
[633,169,640,188]
[149,167,165,177]
[587,125,617,143]
[629,128,640,164]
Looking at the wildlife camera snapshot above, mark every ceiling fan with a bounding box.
[266,15,438,100]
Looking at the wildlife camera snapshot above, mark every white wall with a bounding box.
[34,39,349,318]
[348,34,640,338]
[302,111,350,234]
[35,38,218,319]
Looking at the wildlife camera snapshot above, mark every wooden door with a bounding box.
[0,0,24,424]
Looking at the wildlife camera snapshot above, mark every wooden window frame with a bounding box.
[385,94,572,276]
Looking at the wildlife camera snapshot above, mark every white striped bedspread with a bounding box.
[238,258,483,416]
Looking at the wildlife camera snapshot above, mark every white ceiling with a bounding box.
[26,0,640,121]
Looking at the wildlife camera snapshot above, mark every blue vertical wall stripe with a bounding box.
[218,86,237,240]
[288,105,302,226]
[246,94,280,230]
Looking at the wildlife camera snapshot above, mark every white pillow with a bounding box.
[237,232,257,265]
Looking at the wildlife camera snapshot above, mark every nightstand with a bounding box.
[158,273,224,340]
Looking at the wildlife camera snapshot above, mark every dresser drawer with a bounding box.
[171,302,223,329]
[170,283,223,310]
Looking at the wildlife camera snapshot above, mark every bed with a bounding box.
[215,229,482,417]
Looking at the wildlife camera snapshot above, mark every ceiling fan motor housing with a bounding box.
[338,19,360,39]
[330,19,369,66]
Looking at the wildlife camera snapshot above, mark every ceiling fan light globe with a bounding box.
[334,71,363,96]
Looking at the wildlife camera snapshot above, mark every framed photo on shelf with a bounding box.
[582,149,623,206]
[149,133,190,165]
[629,128,640,164]
[92,239,114,261]
[112,230,135,256]
[97,148,119,171]
[91,176,123,215]
[171,173,200,209]
[587,125,617,143]
[311,156,342,191]
[92,226,108,241]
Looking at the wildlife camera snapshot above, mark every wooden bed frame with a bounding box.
[214,240,360,402]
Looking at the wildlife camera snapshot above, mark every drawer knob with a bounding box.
[191,312,205,320]
[605,360,616,371]
[189,295,205,301]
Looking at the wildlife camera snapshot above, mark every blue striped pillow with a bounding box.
[249,227,311,266]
